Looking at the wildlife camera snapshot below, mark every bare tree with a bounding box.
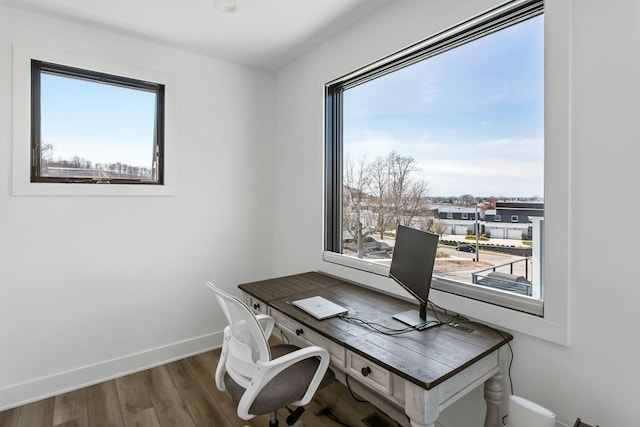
[430,220,448,237]
[343,151,430,258]
[367,156,392,240]
[343,156,373,258]
[387,151,429,229]
[460,194,475,206]
[40,143,55,163]
[397,180,429,226]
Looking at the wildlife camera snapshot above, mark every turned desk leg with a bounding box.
[405,382,439,427]
[484,346,509,427]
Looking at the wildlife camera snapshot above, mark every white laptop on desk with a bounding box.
[292,296,348,320]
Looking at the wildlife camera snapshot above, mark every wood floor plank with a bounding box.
[53,416,88,427]
[3,351,382,427]
[85,381,124,427]
[142,365,196,427]
[15,397,54,427]
[0,406,20,427]
[164,357,234,427]
[122,407,160,427]
[115,371,153,418]
[53,388,87,426]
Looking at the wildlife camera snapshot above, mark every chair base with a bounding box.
[267,407,306,427]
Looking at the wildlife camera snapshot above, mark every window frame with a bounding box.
[324,0,545,317]
[12,42,177,196]
[30,60,165,185]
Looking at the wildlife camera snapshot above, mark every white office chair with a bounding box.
[205,282,335,427]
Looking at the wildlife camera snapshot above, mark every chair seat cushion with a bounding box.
[224,344,335,416]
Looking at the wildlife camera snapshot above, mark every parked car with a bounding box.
[456,244,476,253]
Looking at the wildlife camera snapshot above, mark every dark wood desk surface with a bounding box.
[239,271,512,391]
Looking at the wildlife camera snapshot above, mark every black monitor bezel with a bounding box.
[389,225,439,324]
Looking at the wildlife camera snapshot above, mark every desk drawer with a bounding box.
[347,352,392,395]
[245,295,268,315]
[270,311,346,368]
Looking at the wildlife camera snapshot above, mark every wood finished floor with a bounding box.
[0,349,392,427]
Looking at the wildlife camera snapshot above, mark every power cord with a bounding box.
[426,300,515,398]
[337,301,516,427]
[338,313,443,335]
[316,406,351,426]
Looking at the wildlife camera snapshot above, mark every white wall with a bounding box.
[273,0,639,426]
[0,5,274,409]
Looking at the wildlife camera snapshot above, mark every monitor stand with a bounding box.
[393,309,439,329]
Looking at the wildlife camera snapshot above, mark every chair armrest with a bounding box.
[254,314,275,338]
[236,345,331,420]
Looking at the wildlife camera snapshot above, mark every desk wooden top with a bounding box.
[239,271,512,390]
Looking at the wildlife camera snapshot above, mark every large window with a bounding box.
[30,60,164,185]
[325,0,544,315]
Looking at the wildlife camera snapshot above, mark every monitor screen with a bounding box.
[389,225,439,325]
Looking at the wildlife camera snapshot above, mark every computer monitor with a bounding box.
[389,225,440,327]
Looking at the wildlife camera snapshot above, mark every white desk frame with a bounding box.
[244,292,509,427]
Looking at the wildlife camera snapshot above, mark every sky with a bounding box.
[343,15,544,199]
[40,73,157,168]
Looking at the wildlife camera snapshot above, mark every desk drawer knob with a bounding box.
[253,303,260,310]
[295,328,304,336]
[361,367,372,377]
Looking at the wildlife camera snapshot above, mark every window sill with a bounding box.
[322,251,568,345]
[12,181,177,197]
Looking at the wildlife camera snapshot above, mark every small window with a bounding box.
[446,212,453,219]
[461,213,468,220]
[30,60,164,184]
[495,215,502,222]
[511,215,519,222]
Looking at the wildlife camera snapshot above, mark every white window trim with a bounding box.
[12,42,177,196]
[321,0,571,346]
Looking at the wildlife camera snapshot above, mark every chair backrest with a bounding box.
[205,282,271,387]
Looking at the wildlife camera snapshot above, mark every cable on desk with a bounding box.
[338,313,442,335]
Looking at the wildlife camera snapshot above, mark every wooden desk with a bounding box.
[239,272,512,427]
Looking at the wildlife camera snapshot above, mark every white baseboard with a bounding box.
[0,331,223,411]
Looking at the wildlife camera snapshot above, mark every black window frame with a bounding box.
[30,60,165,185]
[324,0,544,315]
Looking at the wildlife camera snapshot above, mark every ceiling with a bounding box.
[0,0,393,70]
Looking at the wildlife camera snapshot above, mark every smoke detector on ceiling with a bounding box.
[212,0,237,12]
